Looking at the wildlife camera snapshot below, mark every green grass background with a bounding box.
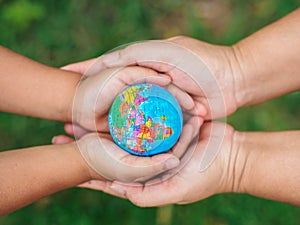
[0,0,299,224]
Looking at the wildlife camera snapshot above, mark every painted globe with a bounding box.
[108,83,183,156]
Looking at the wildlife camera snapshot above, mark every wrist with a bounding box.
[56,69,81,122]
[229,131,300,205]
[75,135,106,181]
[229,43,256,109]
[231,9,300,108]
[60,142,94,183]
[224,130,253,194]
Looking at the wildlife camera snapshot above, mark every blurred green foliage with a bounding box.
[2,0,45,32]
[0,0,299,224]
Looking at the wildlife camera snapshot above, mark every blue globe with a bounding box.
[108,83,183,156]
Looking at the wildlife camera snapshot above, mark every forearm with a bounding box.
[0,143,91,215]
[233,8,300,107]
[234,130,300,205]
[0,46,81,121]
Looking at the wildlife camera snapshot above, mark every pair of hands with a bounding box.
[53,36,242,206]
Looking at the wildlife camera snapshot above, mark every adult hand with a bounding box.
[88,36,243,119]
[106,122,239,206]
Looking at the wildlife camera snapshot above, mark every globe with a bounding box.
[108,83,183,156]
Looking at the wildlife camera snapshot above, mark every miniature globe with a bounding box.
[108,83,183,156]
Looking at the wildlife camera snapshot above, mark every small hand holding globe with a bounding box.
[56,60,203,184]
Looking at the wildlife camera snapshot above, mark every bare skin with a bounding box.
[0,142,95,216]
[0,47,182,215]
[58,8,300,206]
[1,7,300,216]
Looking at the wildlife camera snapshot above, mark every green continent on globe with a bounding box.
[109,84,175,154]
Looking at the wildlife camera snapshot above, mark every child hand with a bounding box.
[53,115,202,185]
[72,66,171,133]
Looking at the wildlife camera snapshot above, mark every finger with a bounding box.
[171,116,202,159]
[194,96,212,120]
[181,99,207,118]
[165,84,195,112]
[64,123,89,138]
[97,41,206,96]
[109,181,143,198]
[61,58,97,74]
[92,66,172,127]
[77,180,128,199]
[95,116,110,133]
[194,101,208,117]
[51,135,74,144]
[109,179,180,207]
[99,41,183,71]
[117,66,172,87]
[116,150,180,182]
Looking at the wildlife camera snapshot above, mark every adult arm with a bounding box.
[107,125,300,206]
[234,130,300,205]
[89,8,300,119]
[233,8,300,107]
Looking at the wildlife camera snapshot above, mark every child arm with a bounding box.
[0,46,81,121]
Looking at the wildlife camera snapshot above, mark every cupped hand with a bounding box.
[79,133,183,182]
[55,46,208,186]
[106,122,237,206]
[72,66,173,133]
[63,62,203,136]
[53,115,202,186]
[89,36,242,119]
[53,132,179,183]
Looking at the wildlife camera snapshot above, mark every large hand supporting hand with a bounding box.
[55,39,232,188]
[53,115,201,188]
[88,37,240,119]
[55,63,203,185]
[107,122,236,206]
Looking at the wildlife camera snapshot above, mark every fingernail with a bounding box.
[51,136,58,144]
[110,184,126,196]
[164,158,180,170]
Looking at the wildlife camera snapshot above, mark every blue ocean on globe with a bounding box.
[108,83,183,156]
